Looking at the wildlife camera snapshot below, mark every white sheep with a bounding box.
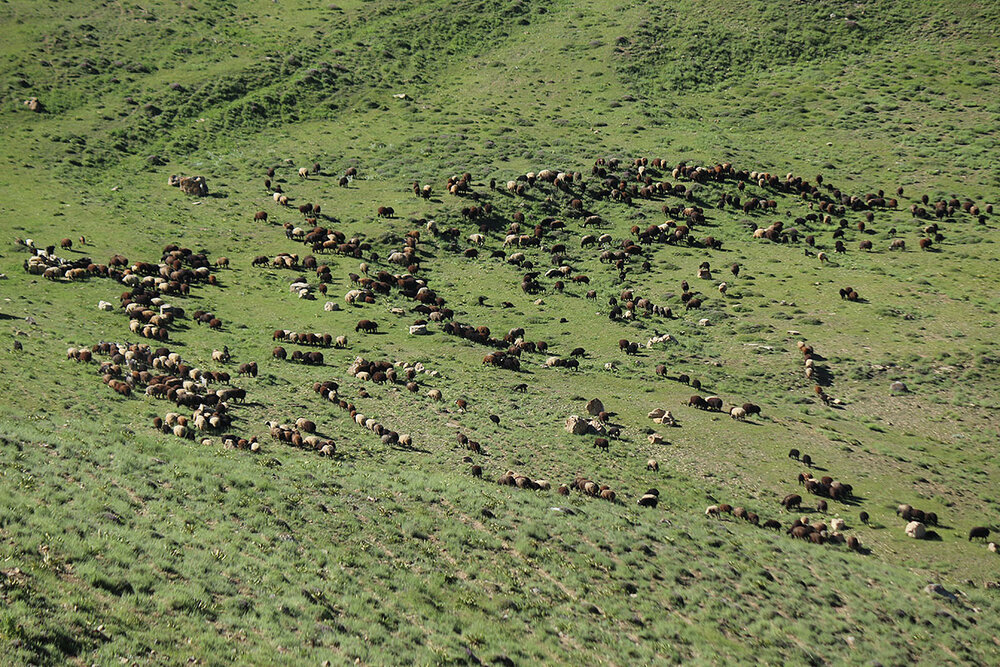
[97,300,114,311]
[830,518,846,532]
[905,521,926,539]
[729,406,747,420]
[298,167,309,178]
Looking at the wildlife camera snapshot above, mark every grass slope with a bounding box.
[1,0,999,664]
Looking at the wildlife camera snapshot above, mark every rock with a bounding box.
[989,542,997,553]
[830,518,846,532]
[647,433,664,445]
[533,299,544,305]
[586,398,605,415]
[698,318,710,326]
[604,361,618,371]
[168,174,182,187]
[905,521,926,539]
[97,300,114,311]
[146,154,166,166]
[324,301,338,311]
[924,583,958,602]
[24,97,44,112]
[890,381,908,393]
[588,419,607,436]
[565,415,590,436]
[647,408,666,420]
[408,324,428,335]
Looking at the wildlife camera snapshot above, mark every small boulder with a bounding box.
[24,97,44,112]
[409,324,428,335]
[586,398,605,416]
[890,381,908,393]
[565,415,590,436]
[698,318,710,327]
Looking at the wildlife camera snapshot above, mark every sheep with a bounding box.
[705,505,721,518]
[637,494,659,508]
[729,406,747,421]
[830,518,846,532]
[781,494,802,510]
[969,527,991,541]
[298,167,309,178]
[905,521,926,539]
[427,388,442,401]
[859,511,870,525]
[646,459,659,471]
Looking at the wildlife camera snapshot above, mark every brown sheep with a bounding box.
[781,494,802,510]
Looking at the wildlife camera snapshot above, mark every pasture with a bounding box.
[1,0,1000,663]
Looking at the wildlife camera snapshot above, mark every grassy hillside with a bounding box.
[2,0,1000,664]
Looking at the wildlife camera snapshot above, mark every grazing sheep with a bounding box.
[788,448,800,460]
[859,511,870,525]
[781,494,802,510]
[969,527,991,541]
[637,494,659,508]
[830,518,845,532]
[298,167,309,178]
[729,406,747,420]
[801,454,812,468]
[646,459,658,471]
[705,505,721,518]
[763,519,781,531]
[905,521,926,539]
[427,388,442,401]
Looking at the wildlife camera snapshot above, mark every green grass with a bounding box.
[2,0,1000,664]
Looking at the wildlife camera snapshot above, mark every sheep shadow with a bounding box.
[391,442,431,454]
[812,367,834,387]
